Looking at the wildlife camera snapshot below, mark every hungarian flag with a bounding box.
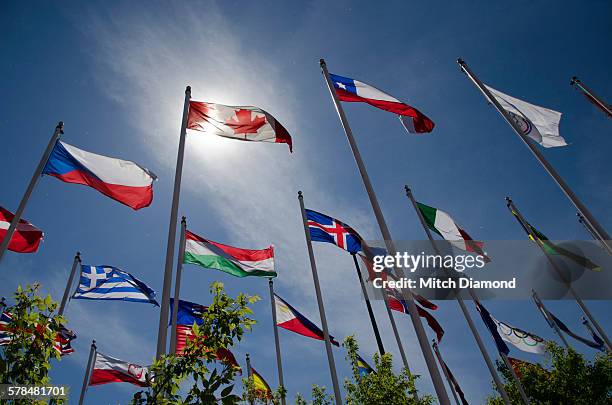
[511,210,600,271]
[274,293,339,346]
[417,202,489,260]
[42,141,157,210]
[251,367,273,400]
[187,101,293,152]
[329,73,434,133]
[89,352,149,387]
[184,230,275,278]
[0,207,43,253]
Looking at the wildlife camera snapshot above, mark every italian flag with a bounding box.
[184,230,276,278]
[417,202,488,258]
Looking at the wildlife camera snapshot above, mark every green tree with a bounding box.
[342,335,433,405]
[131,281,259,404]
[0,283,67,404]
[487,342,612,404]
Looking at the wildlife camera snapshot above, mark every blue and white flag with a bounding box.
[73,265,158,305]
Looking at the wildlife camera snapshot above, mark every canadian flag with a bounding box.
[90,352,149,387]
[187,101,293,152]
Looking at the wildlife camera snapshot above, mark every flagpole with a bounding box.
[532,290,571,349]
[570,76,612,118]
[581,316,608,352]
[246,353,254,405]
[500,352,530,405]
[457,58,611,250]
[351,253,385,355]
[170,216,187,355]
[404,185,512,405]
[506,197,611,350]
[78,340,96,405]
[432,340,461,405]
[0,121,63,264]
[577,212,612,256]
[156,86,191,358]
[268,279,286,405]
[320,58,450,405]
[298,191,342,405]
[381,288,413,375]
[58,251,81,316]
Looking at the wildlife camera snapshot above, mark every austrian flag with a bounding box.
[187,101,293,152]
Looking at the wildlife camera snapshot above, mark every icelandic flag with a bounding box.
[274,293,339,346]
[306,209,362,254]
[72,265,158,305]
[329,73,435,133]
[42,141,156,210]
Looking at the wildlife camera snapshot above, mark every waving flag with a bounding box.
[251,367,273,400]
[476,302,510,355]
[42,141,156,210]
[387,290,444,342]
[535,302,605,351]
[188,101,293,152]
[485,85,566,148]
[72,265,158,305]
[184,230,275,278]
[329,73,434,133]
[306,209,362,254]
[274,294,339,346]
[491,316,546,354]
[0,312,75,355]
[0,207,43,254]
[170,299,241,369]
[357,354,375,377]
[90,352,149,387]
[417,202,489,260]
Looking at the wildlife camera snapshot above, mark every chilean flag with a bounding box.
[329,73,435,133]
[90,352,149,387]
[0,207,43,253]
[274,293,339,346]
[42,141,156,210]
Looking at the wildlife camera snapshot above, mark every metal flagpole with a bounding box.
[170,216,187,355]
[0,121,63,263]
[156,86,191,358]
[268,279,286,405]
[381,288,413,375]
[78,340,97,405]
[58,251,81,316]
[246,353,254,405]
[570,76,612,118]
[500,352,530,405]
[298,191,342,405]
[320,58,450,405]
[532,290,571,349]
[404,185,512,405]
[457,59,611,251]
[432,340,461,405]
[577,212,612,256]
[506,197,612,350]
[581,316,608,352]
[351,253,385,355]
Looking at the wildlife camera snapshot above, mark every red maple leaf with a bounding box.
[225,109,267,135]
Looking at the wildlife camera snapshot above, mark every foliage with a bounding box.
[132,282,259,404]
[242,374,286,404]
[342,335,432,405]
[0,283,66,404]
[487,342,612,404]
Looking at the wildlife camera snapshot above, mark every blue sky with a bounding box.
[1,1,611,403]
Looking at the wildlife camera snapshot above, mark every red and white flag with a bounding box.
[90,352,149,387]
[187,101,293,152]
[0,207,43,253]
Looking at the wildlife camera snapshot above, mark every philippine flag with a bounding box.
[274,293,339,346]
[42,141,156,210]
[329,73,435,133]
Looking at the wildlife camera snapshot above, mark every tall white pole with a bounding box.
[269,279,286,405]
[319,58,449,405]
[457,59,611,251]
[532,290,571,349]
[78,340,97,405]
[58,251,81,316]
[500,353,530,405]
[432,340,461,405]
[0,122,63,263]
[156,86,191,358]
[170,216,187,355]
[298,191,342,405]
[570,76,612,118]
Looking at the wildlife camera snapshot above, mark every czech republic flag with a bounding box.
[42,141,156,210]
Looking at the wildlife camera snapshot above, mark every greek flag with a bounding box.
[73,265,158,305]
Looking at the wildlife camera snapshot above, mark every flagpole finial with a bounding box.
[456,58,465,65]
[181,216,186,223]
[319,59,326,68]
[185,86,191,94]
[298,190,303,199]
[75,251,81,261]
[57,121,64,134]
[504,196,513,205]
[92,339,96,348]
[570,76,579,86]
[404,185,412,195]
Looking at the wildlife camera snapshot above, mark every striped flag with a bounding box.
[184,231,275,278]
[90,352,149,387]
[251,367,273,400]
[72,265,158,305]
[0,207,43,253]
[0,312,76,355]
